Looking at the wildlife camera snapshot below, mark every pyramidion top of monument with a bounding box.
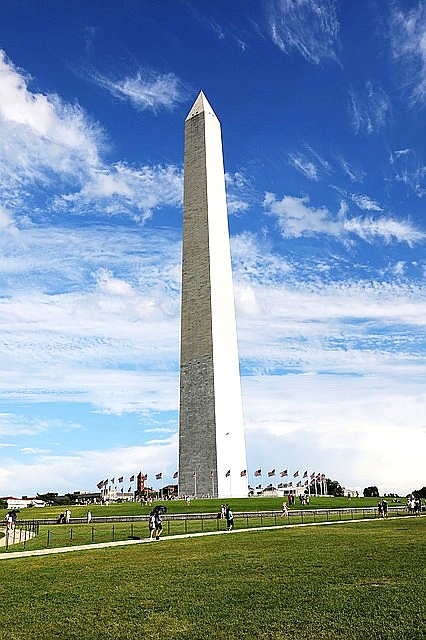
[185,91,218,122]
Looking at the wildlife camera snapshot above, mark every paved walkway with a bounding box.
[0,515,414,561]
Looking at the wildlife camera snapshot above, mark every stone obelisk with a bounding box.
[178,92,248,498]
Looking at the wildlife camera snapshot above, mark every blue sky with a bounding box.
[0,0,424,498]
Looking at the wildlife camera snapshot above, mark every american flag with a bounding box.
[240,470,247,477]
[173,471,178,479]
[293,471,299,478]
[268,469,276,477]
[225,470,231,477]
[155,472,162,480]
[280,470,288,477]
[130,475,135,482]
[254,469,262,477]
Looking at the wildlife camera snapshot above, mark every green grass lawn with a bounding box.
[0,517,424,640]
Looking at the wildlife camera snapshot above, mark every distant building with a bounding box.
[5,497,46,509]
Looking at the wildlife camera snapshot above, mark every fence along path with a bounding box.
[0,513,418,562]
[0,525,37,549]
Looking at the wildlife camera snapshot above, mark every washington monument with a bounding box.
[178,92,248,498]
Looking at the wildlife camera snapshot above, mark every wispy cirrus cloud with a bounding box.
[89,68,188,112]
[263,192,425,245]
[350,194,382,211]
[267,0,340,64]
[225,171,257,214]
[288,153,319,180]
[389,2,426,106]
[349,81,392,135]
[288,145,331,181]
[337,156,365,183]
[390,148,426,197]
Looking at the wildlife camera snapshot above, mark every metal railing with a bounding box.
[1,506,414,552]
[3,520,39,551]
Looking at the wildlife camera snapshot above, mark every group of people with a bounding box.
[56,508,71,524]
[377,499,389,517]
[148,509,164,540]
[407,496,423,515]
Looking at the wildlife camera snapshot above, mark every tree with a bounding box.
[36,492,78,506]
[412,486,426,499]
[363,486,379,497]
[326,479,344,497]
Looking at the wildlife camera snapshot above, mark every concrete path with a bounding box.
[0,515,413,561]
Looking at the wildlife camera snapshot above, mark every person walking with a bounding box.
[154,509,163,540]
[281,501,288,517]
[226,505,234,531]
[148,511,156,540]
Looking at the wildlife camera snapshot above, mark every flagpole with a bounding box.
[194,471,197,498]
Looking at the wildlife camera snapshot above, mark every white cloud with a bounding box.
[0,439,178,497]
[263,192,425,245]
[0,49,102,194]
[389,3,426,105]
[0,206,18,234]
[264,193,341,238]
[267,0,340,64]
[59,162,183,221]
[242,373,426,495]
[89,69,188,112]
[0,51,183,222]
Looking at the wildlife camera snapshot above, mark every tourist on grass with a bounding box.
[382,499,388,518]
[281,501,288,517]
